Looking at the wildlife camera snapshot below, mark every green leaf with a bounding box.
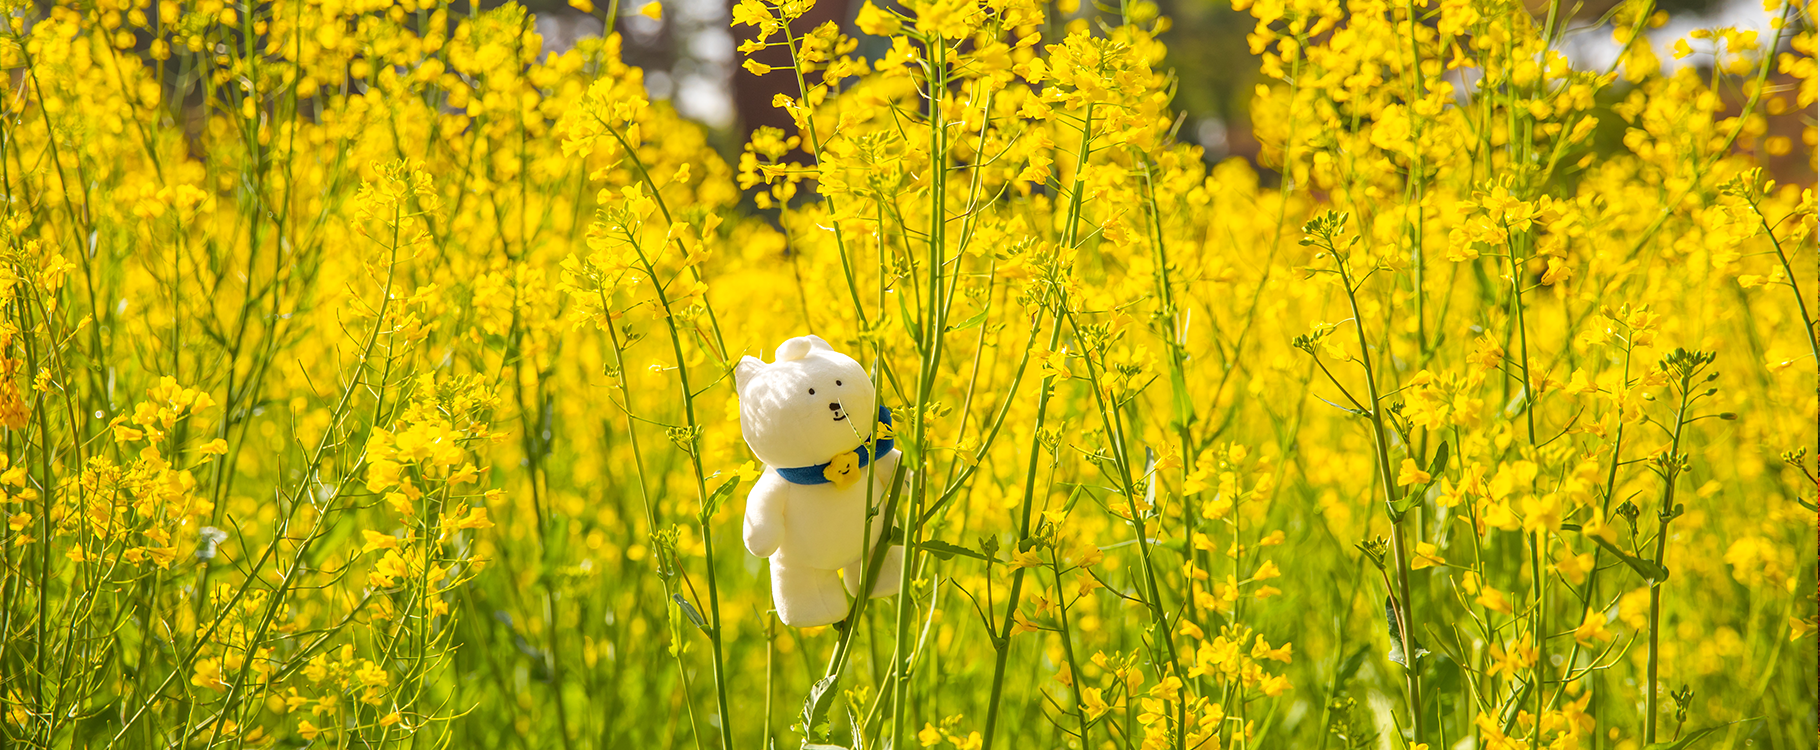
[671,593,707,631]
[1389,492,1422,518]
[945,307,989,332]
[1060,483,1086,515]
[1385,596,1428,666]
[978,534,1001,558]
[1427,440,1451,480]
[1587,534,1670,583]
[704,476,743,518]
[920,539,987,562]
[799,675,840,745]
[1335,645,1370,686]
[1642,717,1760,750]
[1143,447,1159,513]
[897,292,921,347]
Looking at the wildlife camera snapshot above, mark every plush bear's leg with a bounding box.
[841,545,903,599]
[771,559,849,627]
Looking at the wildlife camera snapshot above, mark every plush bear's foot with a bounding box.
[841,545,904,599]
[773,562,850,628]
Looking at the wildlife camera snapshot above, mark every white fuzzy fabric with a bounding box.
[736,335,903,627]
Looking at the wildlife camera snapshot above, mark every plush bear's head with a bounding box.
[734,335,878,469]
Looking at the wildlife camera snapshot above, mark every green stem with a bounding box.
[1751,200,1819,367]
[892,36,952,750]
[1048,548,1092,745]
[1335,246,1423,743]
[981,92,1100,750]
[980,319,1063,750]
[1645,377,1694,743]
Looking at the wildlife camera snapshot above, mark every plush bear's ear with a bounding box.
[775,336,813,362]
[734,356,765,394]
[776,334,834,362]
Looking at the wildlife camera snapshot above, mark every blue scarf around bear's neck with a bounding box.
[775,406,894,486]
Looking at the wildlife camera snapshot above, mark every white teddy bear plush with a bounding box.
[735,335,903,627]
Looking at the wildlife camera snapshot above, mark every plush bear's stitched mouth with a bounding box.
[832,412,847,422]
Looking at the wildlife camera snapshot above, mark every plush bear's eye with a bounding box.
[808,388,816,395]
[835,380,842,386]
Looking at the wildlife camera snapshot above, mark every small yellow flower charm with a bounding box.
[823,452,861,490]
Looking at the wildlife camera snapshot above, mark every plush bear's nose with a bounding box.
[828,402,842,411]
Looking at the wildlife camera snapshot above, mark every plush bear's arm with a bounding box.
[743,470,788,558]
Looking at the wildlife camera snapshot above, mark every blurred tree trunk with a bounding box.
[730,0,852,147]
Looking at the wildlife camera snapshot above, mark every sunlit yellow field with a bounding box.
[0,0,1813,747]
